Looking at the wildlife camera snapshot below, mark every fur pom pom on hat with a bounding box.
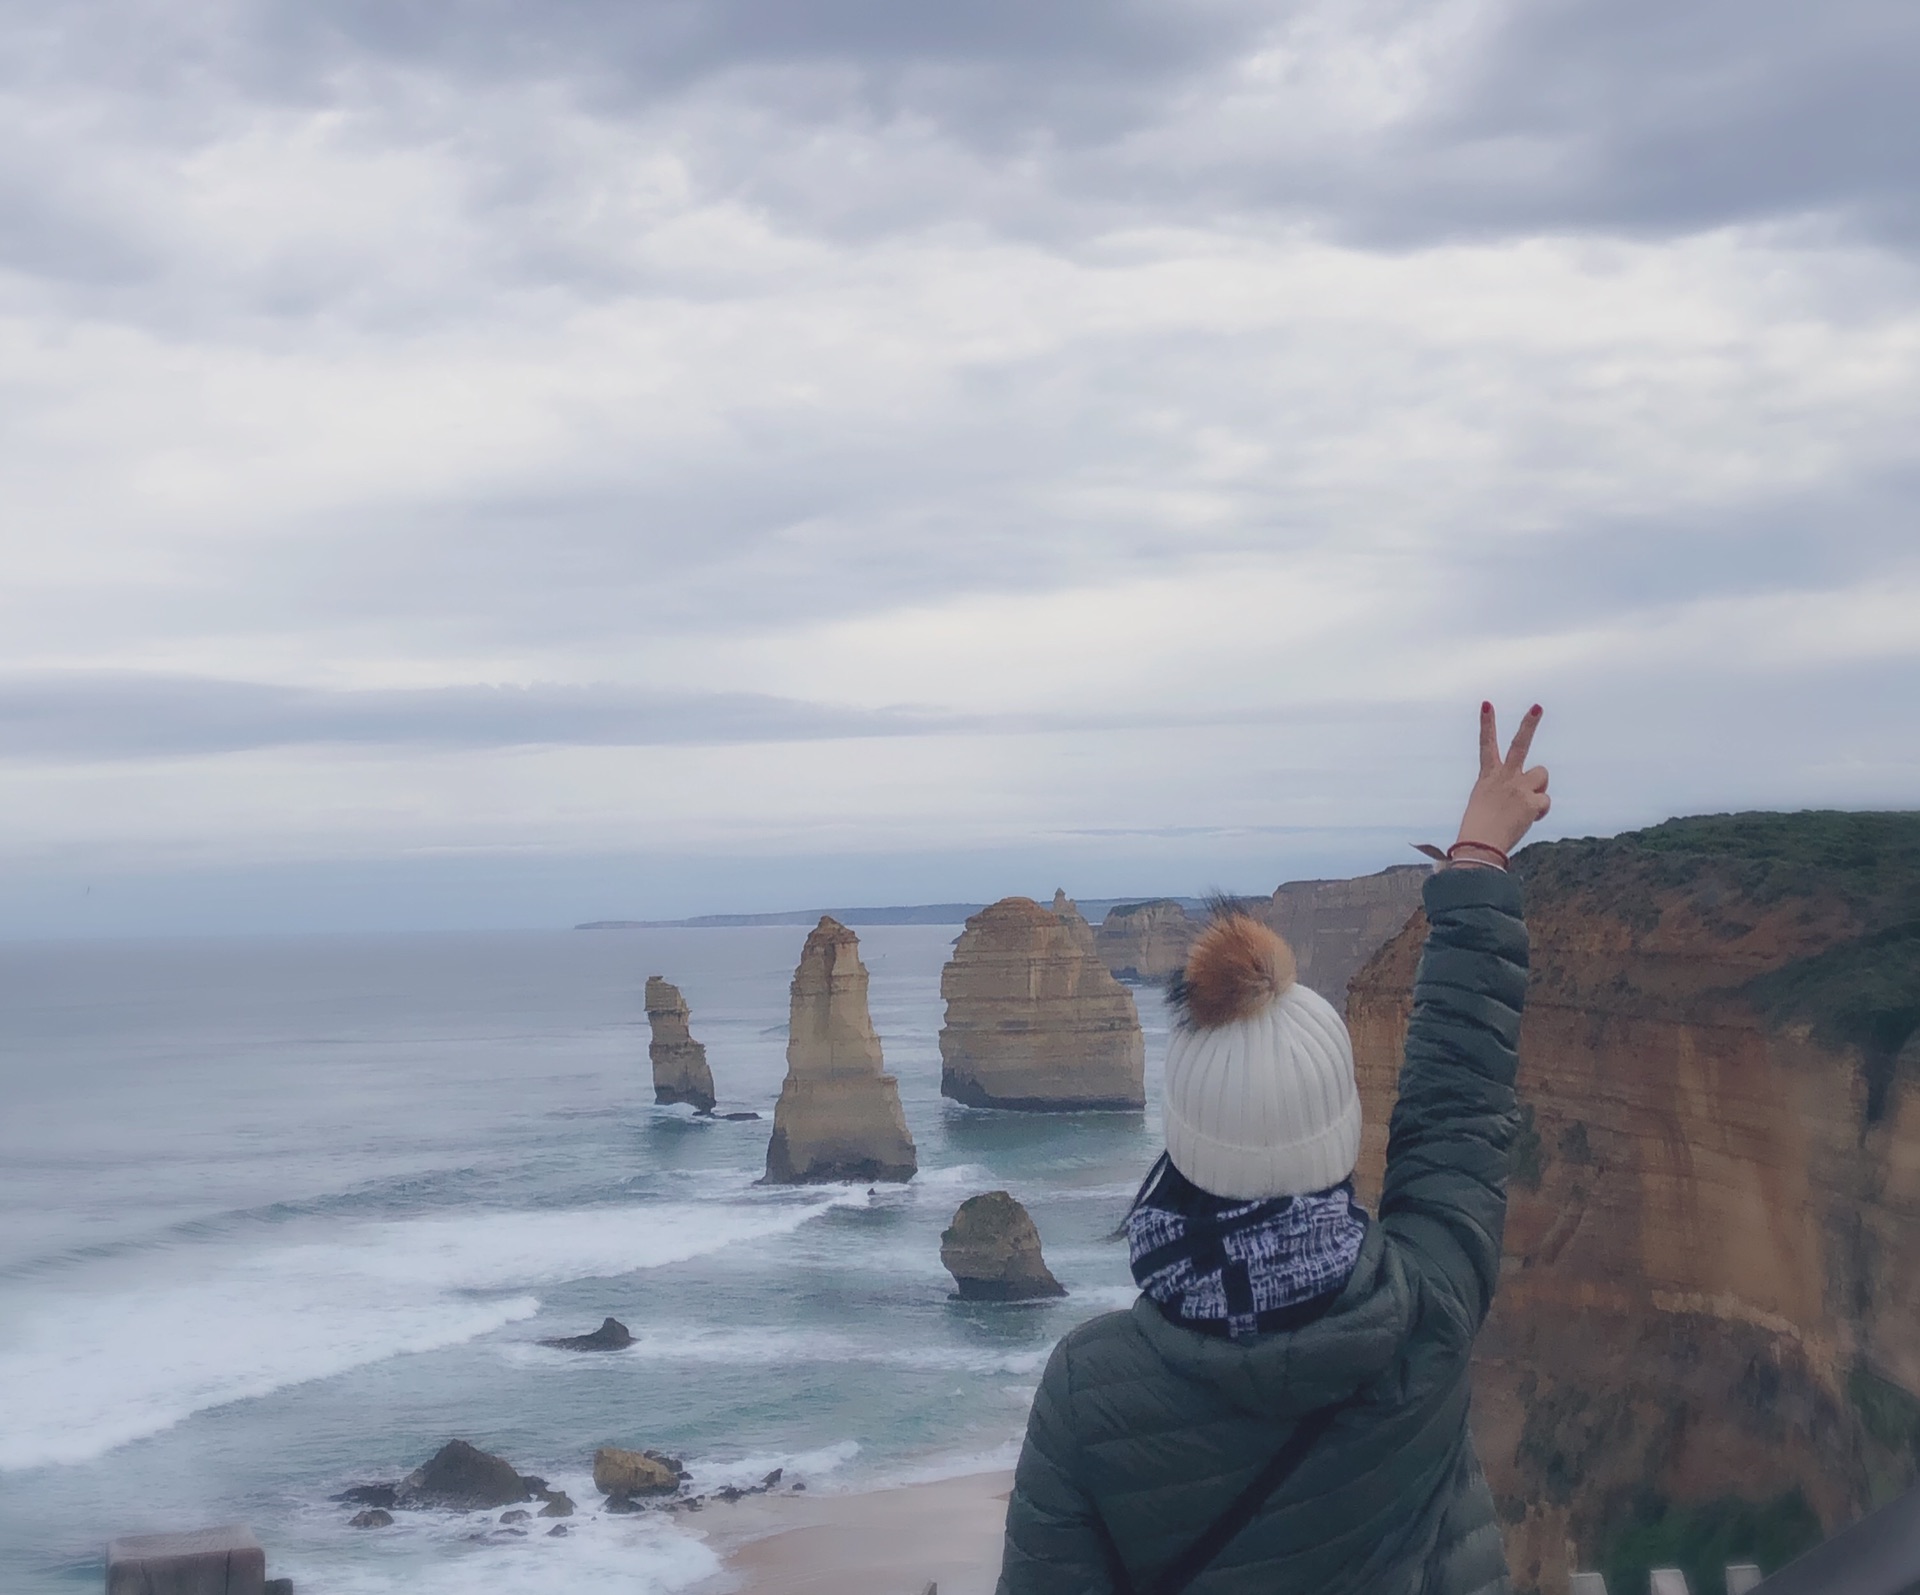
[1163,914,1361,1200]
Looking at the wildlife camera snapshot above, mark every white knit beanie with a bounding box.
[1163,915,1360,1200]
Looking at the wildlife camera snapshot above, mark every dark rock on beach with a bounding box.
[397,1439,531,1510]
[499,1508,530,1524]
[349,1509,394,1529]
[539,1316,634,1351]
[537,1491,575,1518]
[547,1524,569,1537]
[594,1444,685,1500]
[712,1468,786,1505]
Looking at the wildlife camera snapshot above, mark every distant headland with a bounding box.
[576,897,1209,930]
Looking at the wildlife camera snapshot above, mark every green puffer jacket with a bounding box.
[997,866,1527,1595]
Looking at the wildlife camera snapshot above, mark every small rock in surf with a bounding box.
[539,1316,634,1351]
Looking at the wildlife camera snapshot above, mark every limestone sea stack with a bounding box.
[940,897,1146,1111]
[1094,898,1199,981]
[941,1191,1066,1300]
[645,976,717,1112]
[763,918,918,1184]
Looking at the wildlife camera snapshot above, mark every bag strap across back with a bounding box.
[1096,1398,1349,1595]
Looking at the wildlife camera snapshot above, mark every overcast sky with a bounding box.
[3,0,1917,934]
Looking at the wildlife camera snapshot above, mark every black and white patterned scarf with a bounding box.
[1125,1154,1368,1340]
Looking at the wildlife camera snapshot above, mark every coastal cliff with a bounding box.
[764,917,918,1184]
[1347,812,1920,1594]
[644,977,716,1112]
[1261,864,1427,1012]
[940,896,1146,1111]
[1094,899,1198,981]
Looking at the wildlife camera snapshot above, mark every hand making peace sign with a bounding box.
[1453,702,1550,864]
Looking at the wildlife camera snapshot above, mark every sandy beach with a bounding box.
[690,1470,1016,1595]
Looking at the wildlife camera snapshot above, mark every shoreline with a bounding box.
[689,1469,1015,1595]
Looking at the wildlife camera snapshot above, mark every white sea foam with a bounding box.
[1063,1284,1141,1311]
[283,1507,720,1595]
[686,1438,861,1492]
[881,1437,1024,1489]
[0,1197,850,1472]
[560,1323,1055,1378]
[905,1163,998,1190]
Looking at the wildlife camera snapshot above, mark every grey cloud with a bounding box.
[1,0,1260,143]
[0,674,962,759]
[265,0,1920,249]
[1342,0,1920,246]
[9,0,1914,286]
[1446,468,1920,636]
[0,673,1479,761]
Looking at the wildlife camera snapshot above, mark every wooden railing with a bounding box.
[1566,1479,1920,1595]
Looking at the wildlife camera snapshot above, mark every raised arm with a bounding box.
[1378,703,1548,1340]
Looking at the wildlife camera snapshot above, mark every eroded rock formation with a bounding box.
[1347,813,1920,1594]
[645,976,717,1112]
[940,896,1145,1111]
[1262,864,1427,1012]
[396,1439,531,1510]
[941,1191,1067,1300]
[1095,899,1199,981]
[763,917,918,1184]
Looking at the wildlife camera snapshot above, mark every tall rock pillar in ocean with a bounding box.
[939,896,1146,1111]
[763,917,918,1184]
[645,977,717,1112]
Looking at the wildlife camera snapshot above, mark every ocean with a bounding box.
[0,924,1171,1593]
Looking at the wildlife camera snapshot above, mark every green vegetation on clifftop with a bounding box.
[1519,811,1920,1121]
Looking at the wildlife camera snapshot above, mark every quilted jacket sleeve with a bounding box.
[997,1334,1115,1595]
[1377,865,1528,1346]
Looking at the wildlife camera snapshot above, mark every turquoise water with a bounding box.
[0,926,1170,1593]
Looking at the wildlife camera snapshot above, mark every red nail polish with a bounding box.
[1481,701,1492,714]
[1529,704,1542,716]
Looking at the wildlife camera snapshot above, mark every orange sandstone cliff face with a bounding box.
[1347,815,1920,1594]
